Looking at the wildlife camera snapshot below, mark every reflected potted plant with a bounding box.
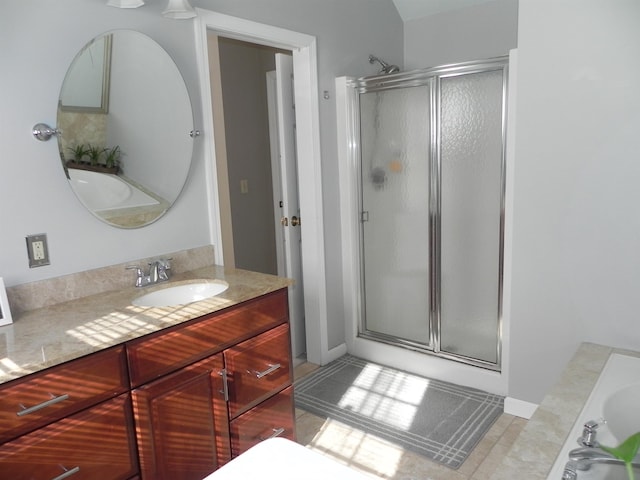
[66,143,120,174]
[104,145,122,170]
[86,144,105,167]
[67,144,88,164]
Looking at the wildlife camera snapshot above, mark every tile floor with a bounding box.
[293,363,527,480]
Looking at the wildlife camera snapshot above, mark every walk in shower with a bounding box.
[338,57,508,372]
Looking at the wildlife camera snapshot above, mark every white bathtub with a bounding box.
[547,353,640,479]
[203,438,376,479]
[68,169,159,212]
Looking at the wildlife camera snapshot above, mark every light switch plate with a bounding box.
[26,233,50,268]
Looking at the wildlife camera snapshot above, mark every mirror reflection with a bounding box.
[57,30,194,228]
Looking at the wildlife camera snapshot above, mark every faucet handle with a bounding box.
[156,258,172,281]
[157,257,172,267]
[579,419,604,447]
[126,265,143,275]
[126,265,145,287]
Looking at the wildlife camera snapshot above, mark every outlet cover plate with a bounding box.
[26,233,50,268]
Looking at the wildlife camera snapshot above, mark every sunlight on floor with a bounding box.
[338,364,429,431]
[307,417,404,478]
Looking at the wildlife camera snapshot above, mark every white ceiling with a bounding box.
[392,0,499,21]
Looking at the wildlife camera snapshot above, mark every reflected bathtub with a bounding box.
[547,353,640,479]
[68,169,159,212]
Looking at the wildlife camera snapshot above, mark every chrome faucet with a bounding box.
[126,258,172,287]
[561,418,640,477]
[568,446,640,470]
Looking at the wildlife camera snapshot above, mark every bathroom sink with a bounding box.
[132,281,229,307]
[603,382,640,442]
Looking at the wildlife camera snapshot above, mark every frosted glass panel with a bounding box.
[439,70,504,363]
[360,86,431,345]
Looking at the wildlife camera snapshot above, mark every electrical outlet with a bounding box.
[26,234,50,268]
[32,241,45,260]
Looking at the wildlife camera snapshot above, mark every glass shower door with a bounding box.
[438,70,505,364]
[355,57,507,369]
[359,85,432,347]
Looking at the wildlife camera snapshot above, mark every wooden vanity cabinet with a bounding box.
[129,288,295,478]
[0,288,294,480]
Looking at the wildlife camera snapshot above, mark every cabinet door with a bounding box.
[225,323,292,418]
[132,354,231,480]
[0,394,138,480]
[229,386,295,457]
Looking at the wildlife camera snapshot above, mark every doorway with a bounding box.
[213,37,306,364]
[194,10,329,365]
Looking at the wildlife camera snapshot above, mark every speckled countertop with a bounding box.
[0,265,291,386]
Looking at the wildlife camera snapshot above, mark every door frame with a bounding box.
[194,9,329,365]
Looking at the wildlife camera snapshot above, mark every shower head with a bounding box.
[368,54,400,74]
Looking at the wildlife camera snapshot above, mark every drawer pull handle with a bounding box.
[260,427,285,441]
[219,369,229,401]
[253,363,281,379]
[17,393,70,417]
[51,465,80,480]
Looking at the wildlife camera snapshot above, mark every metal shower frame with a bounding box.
[349,56,509,372]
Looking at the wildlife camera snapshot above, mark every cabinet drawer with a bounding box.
[225,323,292,418]
[230,386,295,457]
[0,346,129,443]
[127,289,288,387]
[0,394,139,480]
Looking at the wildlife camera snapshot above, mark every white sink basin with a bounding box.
[603,382,640,443]
[132,281,229,307]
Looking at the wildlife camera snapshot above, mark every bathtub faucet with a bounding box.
[568,446,640,471]
[126,258,172,287]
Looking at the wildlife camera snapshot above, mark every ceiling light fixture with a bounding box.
[162,0,197,19]
[107,0,145,8]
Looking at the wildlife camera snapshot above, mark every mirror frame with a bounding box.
[59,35,112,114]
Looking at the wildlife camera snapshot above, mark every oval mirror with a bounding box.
[57,30,194,228]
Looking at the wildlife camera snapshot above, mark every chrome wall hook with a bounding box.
[32,123,61,142]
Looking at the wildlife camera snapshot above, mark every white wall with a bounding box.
[0,0,211,288]
[404,0,518,69]
[509,0,640,403]
[218,39,278,275]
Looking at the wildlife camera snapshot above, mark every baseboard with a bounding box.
[323,342,348,365]
[504,396,538,419]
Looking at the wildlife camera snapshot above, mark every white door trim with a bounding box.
[194,9,329,365]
